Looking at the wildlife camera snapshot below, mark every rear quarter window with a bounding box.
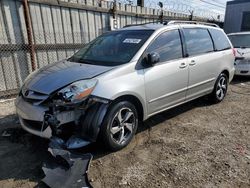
[183,28,214,56]
[209,29,231,51]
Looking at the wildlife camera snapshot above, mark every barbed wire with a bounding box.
[115,0,225,21]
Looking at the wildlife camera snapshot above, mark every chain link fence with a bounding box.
[0,32,87,100]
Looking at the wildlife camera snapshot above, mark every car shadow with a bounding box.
[231,75,250,85]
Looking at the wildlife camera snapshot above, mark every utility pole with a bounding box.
[137,0,144,7]
[158,2,164,23]
[189,10,194,21]
[23,0,36,71]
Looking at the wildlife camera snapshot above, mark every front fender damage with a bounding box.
[45,96,110,149]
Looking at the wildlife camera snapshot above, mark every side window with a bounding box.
[183,28,214,56]
[209,29,231,51]
[147,30,183,62]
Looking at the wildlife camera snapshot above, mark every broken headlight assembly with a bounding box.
[57,79,98,104]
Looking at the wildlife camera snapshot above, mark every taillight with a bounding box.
[232,48,236,57]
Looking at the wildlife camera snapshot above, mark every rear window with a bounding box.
[209,29,231,51]
[228,34,250,48]
[183,28,214,56]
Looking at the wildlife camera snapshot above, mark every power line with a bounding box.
[199,0,226,8]
[166,0,224,15]
[210,0,227,7]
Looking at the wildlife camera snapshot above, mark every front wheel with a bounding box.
[99,101,138,151]
[209,73,228,103]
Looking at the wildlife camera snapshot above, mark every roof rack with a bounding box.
[123,21,159,28]
[122,20,220,29]
[165,20,219,28]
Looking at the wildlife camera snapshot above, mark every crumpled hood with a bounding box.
[23,60,114,94]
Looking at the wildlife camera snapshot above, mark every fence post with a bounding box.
[23,0,36,71]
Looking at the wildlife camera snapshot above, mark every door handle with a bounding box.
[179,62,187,68]
[189,60,196,66]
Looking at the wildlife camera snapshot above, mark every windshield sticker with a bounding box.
[123,38,142,44]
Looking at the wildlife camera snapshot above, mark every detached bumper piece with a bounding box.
[42,139,93,188]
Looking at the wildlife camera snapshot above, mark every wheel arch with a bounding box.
[111,94,145,122]
[221,69,229,79]
[80,94,146,142]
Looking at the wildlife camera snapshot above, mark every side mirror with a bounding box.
[147,52,160,65]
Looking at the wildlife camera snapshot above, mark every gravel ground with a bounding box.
[0,76,249,188]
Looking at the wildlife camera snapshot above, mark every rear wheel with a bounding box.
[99,101,138,151]
[209,73,228,103]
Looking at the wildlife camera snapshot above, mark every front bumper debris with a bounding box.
[49,136,91,150]
[42,139,93,188]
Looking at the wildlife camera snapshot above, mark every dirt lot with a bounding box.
[0,77,249,188]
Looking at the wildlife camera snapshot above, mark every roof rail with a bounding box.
[165,20,220,28]
[123,21,159,28]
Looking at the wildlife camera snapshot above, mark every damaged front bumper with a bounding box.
[16,96,53,138]
[16,94,110,147]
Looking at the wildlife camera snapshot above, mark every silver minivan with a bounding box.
[16,21,235,151]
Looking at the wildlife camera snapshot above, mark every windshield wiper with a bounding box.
[67,56,75,62]
[67,56,94,64]
[78,59,94,64]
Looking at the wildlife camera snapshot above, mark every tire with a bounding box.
[209,73,228,103]
[99,101,138,151]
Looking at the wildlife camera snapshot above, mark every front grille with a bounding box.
[240,70,249,74]
[238,59,250,65]
[22,119,48,131]
[22,96,45,104]
[21,89,49,105]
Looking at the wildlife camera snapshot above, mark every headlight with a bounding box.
[58,79,97,103]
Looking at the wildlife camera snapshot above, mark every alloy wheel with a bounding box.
[110,107,135,145]
[216,76,227,100]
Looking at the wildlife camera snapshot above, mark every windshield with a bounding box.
[68,30,154,66]
[228,34,250,48]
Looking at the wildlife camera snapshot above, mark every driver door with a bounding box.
[143,29,189,116]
